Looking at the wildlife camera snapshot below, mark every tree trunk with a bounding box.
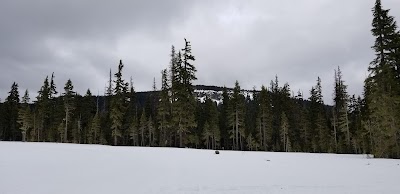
[22,132,26,142]
[64,107,68,143]
[345,108,350,150]
[263,114,266,151]
[235,110,239,150]
[141,128,144,146]
[149,130,151,147]
[114,133,117,146]
[259,120,262,149]
[333,109,337,152]
[179,130,183,148]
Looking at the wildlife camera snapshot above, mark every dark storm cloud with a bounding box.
[0,0,399,103]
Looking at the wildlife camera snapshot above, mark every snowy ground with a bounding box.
[0,142,399,194]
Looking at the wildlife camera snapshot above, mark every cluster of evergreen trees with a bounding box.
[0,0,399,158]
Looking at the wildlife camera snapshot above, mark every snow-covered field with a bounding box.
[0,142,399,194]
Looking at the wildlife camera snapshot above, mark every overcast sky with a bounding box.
[1,0,400,104]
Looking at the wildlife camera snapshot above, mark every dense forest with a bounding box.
[1,0,399,158]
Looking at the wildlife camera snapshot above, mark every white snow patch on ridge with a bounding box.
[0,142,399,194]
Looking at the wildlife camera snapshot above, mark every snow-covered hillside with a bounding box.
[194,89,254,104]
[1,142,399,194]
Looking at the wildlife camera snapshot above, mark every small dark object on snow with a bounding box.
[215,150,220,154]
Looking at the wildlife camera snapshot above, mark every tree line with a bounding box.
[0,0,399,158]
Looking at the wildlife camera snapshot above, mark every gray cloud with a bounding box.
[0,0,399,104]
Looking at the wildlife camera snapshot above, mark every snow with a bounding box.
[194,89,255,105]
[1,142,400,194]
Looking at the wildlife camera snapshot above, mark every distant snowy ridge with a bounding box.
[194,86,255,104]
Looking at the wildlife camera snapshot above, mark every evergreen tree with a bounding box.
[110,60,129,146]
[139,109,147,146]
[202,121,212,149]
[88,112,100,144]
[63,79,75,143]
[257,85,272,151]
[219,87,230,149]
[364,0,400,158]
[129,114,139,146]
[308,77,331,152]
[246,133,258,151]
[157,69,171,146]
[333,66,351,152]
[148,115,155,146]
[4,82,20,141]
[0,99,4,140]
[36,76,51,141]
[18,89,32,142]
[170,39,198,147]
[281,112,290,152]
[48,73,59,141]
[81,89,96,144]
[125,77,138,145]
[203,98,220,149]
[228,81,245,150]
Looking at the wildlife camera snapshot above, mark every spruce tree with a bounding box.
[139,109,147,146]
[228,81,245,150]
[110,60,129,146]
[18,89,32,142]
[157,69,171,146]
[170,39,198,147]
[280,112,290,152]
[36,76,51,141]
[89,112,101,144]
[364,0,400,158]
[202,121,212,149]
[308,77,331,152]
[333,67,351,152]
[257,85,272,151]
[63,79,75,143]
[219,87,231,149]
[148,115,155,146]
[126,77,138,146]
[129,114,139,146]
[4,82,20,141]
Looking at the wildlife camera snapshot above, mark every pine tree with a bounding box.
[157,69,171,146]
[139,109,147,146]
[364,0,400,158]
[4,82,20,141]
[89,112,101,144]
[36,76,51,142]
[18,89,32,142]
[246,133,257,151]
[48,73,59,141]
[62,79,75,143]
[308,77,331,152]
[228,81,245,150]
[148,115,155,146]
[203,98,220,149]
[125,77,138,146]
[202,121,212,149]
[170,39,198,147]
[80,89,95,144]
[333,66,351,152]
[219,87,230,149]
[257,85,272,151]
[280,112,290,152]
[110,60,129,146]
[50,73,58,98]
[129,115,139,146]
